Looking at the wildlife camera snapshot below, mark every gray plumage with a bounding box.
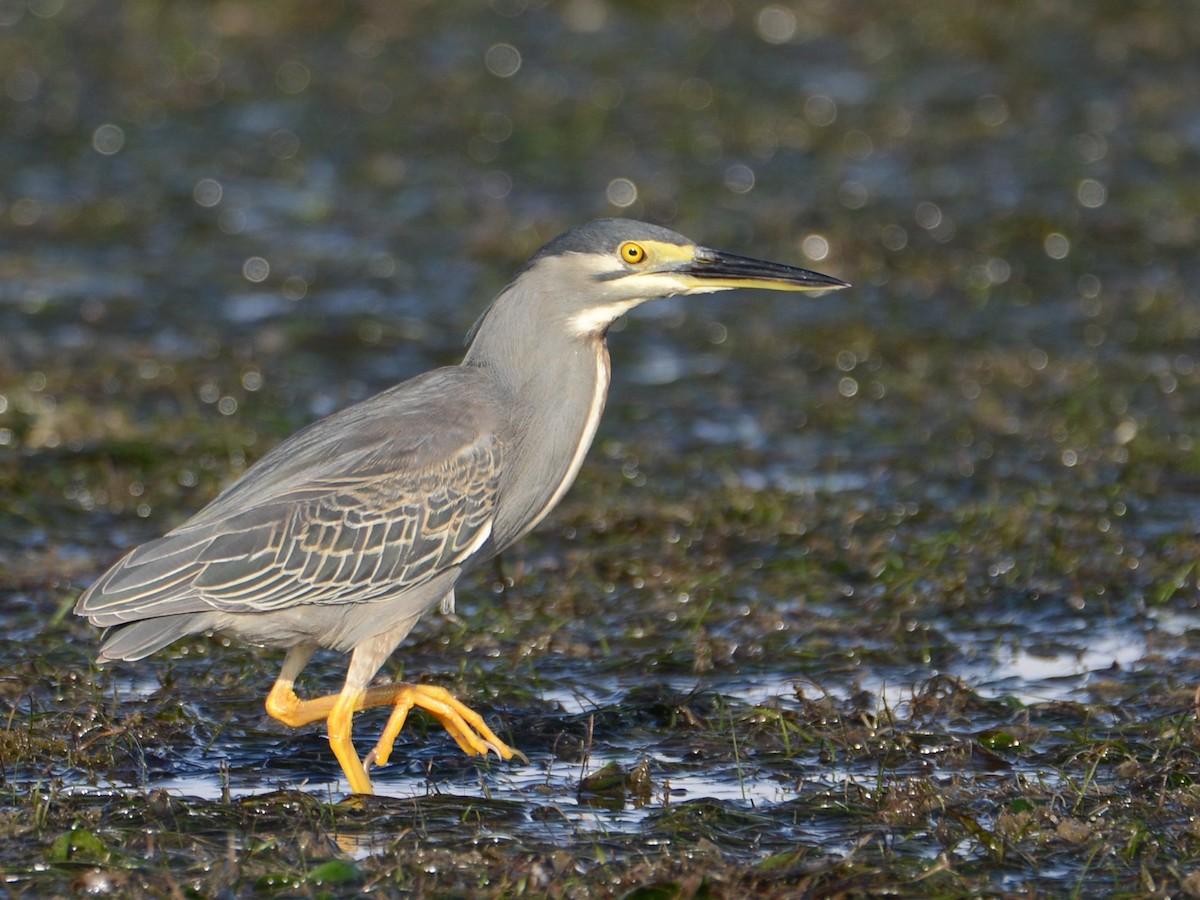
[74,218,847,794]
[80,369,504,657]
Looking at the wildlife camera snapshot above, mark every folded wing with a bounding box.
[76,368,504,630]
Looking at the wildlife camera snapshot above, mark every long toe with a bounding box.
[364,698,414,770]
[410,684,519,759]
[352,682,522,776]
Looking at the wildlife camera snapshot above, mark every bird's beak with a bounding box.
[677,246,850,293]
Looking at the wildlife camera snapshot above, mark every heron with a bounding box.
[75,218,848,794]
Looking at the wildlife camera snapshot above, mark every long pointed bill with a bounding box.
[680,247,850,293]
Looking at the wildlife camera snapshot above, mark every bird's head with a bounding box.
[507,218,848,339]
[466,218,849,351]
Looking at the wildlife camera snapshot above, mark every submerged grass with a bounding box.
[4,337,1200,894]
[1,659,1198,896]
[2,0,1200,894]
[4,360,1200,895]
[3,464,1200,896]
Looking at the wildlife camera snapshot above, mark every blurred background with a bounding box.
[0,0,1199,888]
[3,0,1198,617]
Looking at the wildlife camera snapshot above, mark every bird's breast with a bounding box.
[529,344,610,530]
[491,341,611,549]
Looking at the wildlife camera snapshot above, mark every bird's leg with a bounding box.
[363,683,522,769]
[363,591,520,768]
[264,644,320,725]
[264,641,389,794]
[326,684,374,795]
[263,643,521,794]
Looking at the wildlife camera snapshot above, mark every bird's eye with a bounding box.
[619,241,647,264]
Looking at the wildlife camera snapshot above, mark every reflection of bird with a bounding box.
[75,218,848,795]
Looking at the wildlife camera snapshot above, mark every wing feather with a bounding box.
[76,367,505,627]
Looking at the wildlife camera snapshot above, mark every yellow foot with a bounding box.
[363,683,525,770]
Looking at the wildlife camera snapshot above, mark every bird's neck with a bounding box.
[462,299,611,549]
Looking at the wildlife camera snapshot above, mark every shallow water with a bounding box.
[2,0,1200,895]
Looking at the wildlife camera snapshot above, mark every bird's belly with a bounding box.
[211,568,460,653]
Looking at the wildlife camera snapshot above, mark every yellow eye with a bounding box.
[619,241,647,264]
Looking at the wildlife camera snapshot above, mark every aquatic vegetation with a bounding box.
[2,0,1199,894]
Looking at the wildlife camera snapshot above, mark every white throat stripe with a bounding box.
[565,298,646,336]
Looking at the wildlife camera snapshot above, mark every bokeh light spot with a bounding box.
[915,201,942,229]
[1044,233,1070,259]
[881,224,908,251]
[485,44,522,78]
[976,94,1009,127]
[1077,179,1107,208]
[562,0,607,32]
[723,163,755,194]
[802,234,829,261]
[243,257,270,283]
[194,178,223,207]
[92,124,125,155]
[755,5,796,43]
[606,178,638,207]
[804,94,837,126]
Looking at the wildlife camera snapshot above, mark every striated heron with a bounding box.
[75,218,848,795]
